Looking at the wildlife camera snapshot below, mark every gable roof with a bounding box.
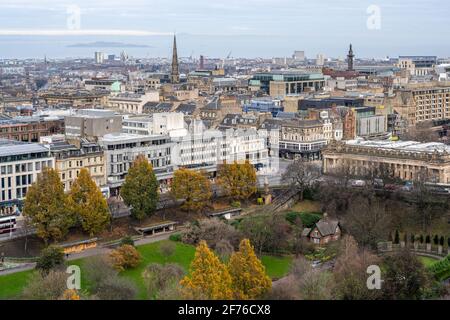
[315,218,340,237]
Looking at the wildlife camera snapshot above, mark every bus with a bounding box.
[0,215,17,235]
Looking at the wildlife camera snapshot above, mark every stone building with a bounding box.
[322,139,450,184]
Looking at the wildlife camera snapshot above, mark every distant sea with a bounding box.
[0,34,446,60]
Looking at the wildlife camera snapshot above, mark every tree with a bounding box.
[333,236,382,300]
[67,168,110,236]
[36,245,65,274]
[171,168,212,213]
[382,249,432,300]
[83,255,118,293]
[59,289,81,300]
[143,263,185,299]
[181,218,242,249]
[22,270,68,300]
[121,155,159,220]
[282,158,321,201]
[160,241,176,261]
[240,214,291,255]
[23,167,73,243]
[180,241,233,300]
[341,196,391,248]
[94,276,137,300]
[394,230,400,244]
[215,239,234,262]
[109,245,142,271]
[218,160,257,201]
[228,239,272,299]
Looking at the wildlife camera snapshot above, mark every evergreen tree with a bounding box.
[121,155,159,220]
[68,168,110,236]
[394,230,400,244]
[228,239,272,299]
[171,168,212,213]
[23,167,72,243]
[180,241,233,300]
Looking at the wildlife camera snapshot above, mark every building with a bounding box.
[243,98,283,116]
[293,51,305,61]
[122,113,187,137]
[107,92,160,114]
[0,139,54,216]
[323,139,450,184]
[98,133,174,193]
[390,84,450,125]
[299,97,364,111]
[94,52,104,64]
[249,72,325,97]
[42,137,106,192]
[65,109,122,140]
[85,79,122,92]
[41,90,109,108]
[303,214,341,245]
[0,116,64,142]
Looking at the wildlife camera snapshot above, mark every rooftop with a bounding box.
[346,139,450,154]
[0,139,49,157]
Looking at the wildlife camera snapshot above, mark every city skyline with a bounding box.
[0,0,449,59]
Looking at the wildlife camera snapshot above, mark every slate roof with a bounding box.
[315,218,340,237]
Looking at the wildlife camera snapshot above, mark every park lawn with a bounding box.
[260,255,293,280]
[0,240,294,300]
[418,256,439,268]
[120,241,196,300]
[0,269,34,299]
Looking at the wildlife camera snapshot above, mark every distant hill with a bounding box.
[67,41,151,48]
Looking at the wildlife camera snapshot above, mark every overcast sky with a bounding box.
[0,0,449,59]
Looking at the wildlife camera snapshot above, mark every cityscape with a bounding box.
[0,0,450,309]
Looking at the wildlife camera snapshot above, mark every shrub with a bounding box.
[143,263,185,299]
[160,241,176,259]
[231,201,241,208]
[83,255,118,292]
[181,219,242,249]
[109,245,142,271]
[169,233,182,242]
[94,276,137,300]
[257,198,263,205]
[428,254,450,281]
[36,246,65,274]
[120,236,135,247]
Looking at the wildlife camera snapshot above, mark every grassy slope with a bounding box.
[0,269,33,300]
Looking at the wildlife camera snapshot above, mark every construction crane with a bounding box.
[226,51,232,59]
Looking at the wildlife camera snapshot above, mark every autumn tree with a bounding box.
[171,168,212,213]
[218,160,257,201]
[68,168,110,236]
[23,167,73,243]
[180,240,233,300]
[282,158,321,201]
[121,155,159,220]
[109,244,142,272]
[228,239,272,299]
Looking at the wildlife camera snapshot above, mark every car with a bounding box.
[311,260,322,268]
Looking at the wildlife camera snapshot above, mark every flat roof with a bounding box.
[346,139,450,154]
[0,140,49,157]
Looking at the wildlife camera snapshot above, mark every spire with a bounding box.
[347,43,355,71]
[171,34,180,84]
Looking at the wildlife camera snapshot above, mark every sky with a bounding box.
[0,0,449,59]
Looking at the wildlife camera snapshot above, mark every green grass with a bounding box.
[0,269,34,300]
[418,256,439,268]
[0,240,293,300]
[260,255,292,279]
[120,241,196,300]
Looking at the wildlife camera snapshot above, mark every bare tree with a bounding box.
[282,158,322,201]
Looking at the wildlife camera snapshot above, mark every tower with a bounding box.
[171,35,180,84]
[347,44,354,71]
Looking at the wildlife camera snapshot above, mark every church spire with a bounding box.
[171,34,180,84]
